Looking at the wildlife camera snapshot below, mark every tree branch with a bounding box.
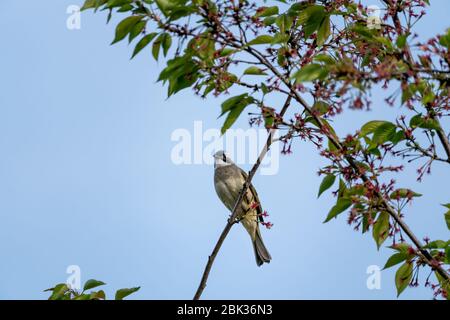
[193,95,293,300]
[244,46,450,283]
[382,0,450,162]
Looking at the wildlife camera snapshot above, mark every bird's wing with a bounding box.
[239,168,264,223]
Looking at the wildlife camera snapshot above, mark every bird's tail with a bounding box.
[253,227,272,267]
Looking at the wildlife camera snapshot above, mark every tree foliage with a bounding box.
[81,0,450,299]
[45,279,140,300]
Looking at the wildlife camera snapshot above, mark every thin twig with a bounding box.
[193,95,293,300]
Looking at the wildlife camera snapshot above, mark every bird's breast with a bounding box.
[214,166,244,210]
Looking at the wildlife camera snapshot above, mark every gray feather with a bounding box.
[214,163,271,266]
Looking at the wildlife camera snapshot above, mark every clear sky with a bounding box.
[0,1,449,300]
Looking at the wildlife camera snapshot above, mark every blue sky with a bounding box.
[0,1,449,299]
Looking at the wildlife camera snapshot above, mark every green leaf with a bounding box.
[107,0,132,8]
[158,55,199,96]
[317,174,336,198]
[294,64,328,83]
[359,120,394,137]
[115,287,140,300]
[131,33,157,59]
[219,48,235,57]
[155,0,171,16]
[128,19,146,43]
[323,198,352,223]
[439,29,450,50]
[90,290,106,300]
[247,35,274,45]
[74,294,91,300]
[395,262,413,297]
[316,15,330,46]
[83,279,106,291]
[255,6,279,17]
[383,252,407,270]
[435,271,450,300]
[220,94,248,115]
[314,54,335,65]
[81,0,97,11]
[446,247,450,264]
[372,122,396,144]
[422,240,447,249]
[48,283,69,300]
[263,16,277,26]
[445,211,450,230]
[389,189,422,199]
[112,16,143,45]
[409,114,440,131]
[161,33,172,56]
[389,242,412,253]
[372,212,390,249]
[311,101,330,115]
[391,130,406,145]
[298,5,326,38]
[396,35,407,48]
[152,35,163,60]
[243,66,267,76]
[220,94,255,134]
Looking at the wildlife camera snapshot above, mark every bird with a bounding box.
[213,150,271,266]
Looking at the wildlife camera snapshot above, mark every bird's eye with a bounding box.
[222,153,226,162]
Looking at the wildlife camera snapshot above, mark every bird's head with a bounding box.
[213,150,234,168]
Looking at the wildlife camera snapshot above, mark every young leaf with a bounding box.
[445,211,450,230]
[48,283,69,300]
[219,94,255,134]
[359,120,394,137]
[90,290,106,300]
[152,34,163,60]
[111,16,143,45]
[389,188,422,199]
[115,287,140,300]
[372,212,390,249]
[410,114,440,130]
[255,6,279,17]
[161,33,172,56]
[247,35,274,45]
[422,240,447,249]
[316,15,330,46]
[294,64,328,83]
[81,0,97,11]
[243,66,267,76]
[323,198,352,223]
[311,101,330,115]
[317,174,336,198]
[389,242,412,253]
[383,252,407,270]
[372,122,396,144]
[83,279,106,291]
[131,33,157,59]
[395,262,413,297]
[396,35,407,48]
[298,5,326,38]
[128,20,147,43]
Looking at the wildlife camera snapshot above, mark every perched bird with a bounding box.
[213,150,271,266]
